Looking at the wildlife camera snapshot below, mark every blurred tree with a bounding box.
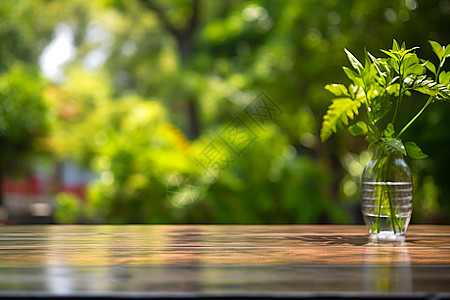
[47,68,196,223]
[48,0,348,223]
[2,0,449,223]
[52,0,450,223]
[0,1,52,72]
[137,0,201,137]
[0,0,92,217]
[0,66,50,208]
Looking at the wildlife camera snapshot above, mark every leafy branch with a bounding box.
[320,40,450,159]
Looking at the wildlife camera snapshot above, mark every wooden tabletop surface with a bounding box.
[0,224,449,298]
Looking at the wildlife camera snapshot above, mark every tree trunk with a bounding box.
[139,0,201,139]
[187,98,200,139]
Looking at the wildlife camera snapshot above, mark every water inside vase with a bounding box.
[361,181,413,236]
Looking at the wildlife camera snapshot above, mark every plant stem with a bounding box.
[436,62,442,82]
[383,149,398,234]
[392,57,406,127]
[392,79,403,127]
[396,96,433,138]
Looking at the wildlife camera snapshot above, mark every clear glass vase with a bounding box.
[361,144,413,239]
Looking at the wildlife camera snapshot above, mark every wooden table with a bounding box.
[0,225,449,299]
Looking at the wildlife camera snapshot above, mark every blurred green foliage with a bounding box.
[53,192,83,224]
[0,64,50,198]
[1,0,449,224]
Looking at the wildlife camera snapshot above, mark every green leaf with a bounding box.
[381,45,402,62]
[429,40,445,60]
[383,123,395,138]
[367,51,379,64]
[348,121,368,136]
[386,83,399,96]
[324,84,350,97]
[366,135,380,149]
[439,71,450,85]
[349,84,365,100]
[422,60,436,75]
[342,66,363,87]
[386,57,400,74]
[444,44,450,59]
[342,66,356,81]
[368,52,389,79]
[392,39,400,51]
[365,135,379,144]
[380,49,399,61]
[403,58,425,76]
[385,139,406,156]
[411,76,450,101]
[440,58,447,69]
[368,124,381,136]
[405,141,428,159]
[344,48,364,74]
[369,92,392,123]
[320,97,361,141]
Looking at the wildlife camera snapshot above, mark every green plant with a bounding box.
[320,40,450,234]
[321,40,450,153]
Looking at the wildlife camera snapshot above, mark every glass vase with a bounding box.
[361,144,413,239]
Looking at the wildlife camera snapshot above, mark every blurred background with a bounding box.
[0,0,449,225]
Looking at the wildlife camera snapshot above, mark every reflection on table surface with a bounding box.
[0,225,449,298]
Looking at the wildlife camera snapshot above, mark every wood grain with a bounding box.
[0,225,448,298]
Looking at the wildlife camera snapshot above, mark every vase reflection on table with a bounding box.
[363,238,412,292]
